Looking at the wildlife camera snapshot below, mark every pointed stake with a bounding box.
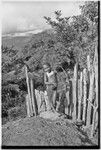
[72,63,78,121]
[25,65,33,117]
[82,69,87,123]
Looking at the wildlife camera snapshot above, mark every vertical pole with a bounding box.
[72,63,78,121]
[78,72,83,120]
[70,79,74,117]
[86,68,95,126]
[69,80,73,116]
[87,55,90,72]
[25,65,33,117]
[94,45,98,129]
[65,89,70,115]
[30,78,37,116]
[26,95,30,117]
[91,107,97,138]
[82,68,87,123]
[35,90,40,113]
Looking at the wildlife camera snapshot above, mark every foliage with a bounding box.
[80,1,98,23]
[2,1,98,124]
[8,104,27,121]
[44,1,98,69]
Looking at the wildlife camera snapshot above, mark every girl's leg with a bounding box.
[46,89,53,111]
[65,91,70,115]
[55,93,60,112]
[52,90,57,108]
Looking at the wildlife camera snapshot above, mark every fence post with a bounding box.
[69,80,73,117]
[91,107,98,137]
[94,45,98,129]
[65,86,70,115]
[94,45,98,106]
[30,78,37,116]
[72,63,78,121]
[78,72,83,120]
[25,65,33,117]
[87,55,90,72]
[26,95,31,117]
[65,91,69,115]
[82,68,87,123]
[35,90,40,113]
[86,68,95,126]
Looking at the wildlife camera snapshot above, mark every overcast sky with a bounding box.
[2,1,84,35]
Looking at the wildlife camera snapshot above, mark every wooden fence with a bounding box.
[25,46,98,138]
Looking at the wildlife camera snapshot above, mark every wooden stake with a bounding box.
[26,95,30,117]
[69,80,73,116]
[87,55,90,72]
[86,68,95,126]
[91,107,98,138]
[30,78,37,116]
[94,45,98,129]
[72,63,78,121]
[82,68,87,123]
[65,89,70,115]
[35,90,39,113]
[78,72,83,120]
[25,65,33,117]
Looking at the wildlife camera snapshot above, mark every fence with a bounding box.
[25,45,98,138]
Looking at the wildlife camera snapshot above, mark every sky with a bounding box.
[2,1,84,35]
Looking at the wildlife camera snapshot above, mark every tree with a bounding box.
[44,1,98,69]
[80,1,98,23]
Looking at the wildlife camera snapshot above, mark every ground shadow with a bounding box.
[76,127,97,146]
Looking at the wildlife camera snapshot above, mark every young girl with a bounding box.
[43,63,58,111]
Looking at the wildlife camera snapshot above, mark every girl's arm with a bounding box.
[44,73,54,85]
[44,73,50,85]
[52,71,58,87]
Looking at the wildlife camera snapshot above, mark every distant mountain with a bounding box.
[2,36,30,50]
[2,29,54,50]
[2,29,43,38]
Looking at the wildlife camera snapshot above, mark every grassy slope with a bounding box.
[2,29,53,50]
[2,36,30,50]
[2,116,98,146]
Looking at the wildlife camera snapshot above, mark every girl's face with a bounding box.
[43,65,51,73]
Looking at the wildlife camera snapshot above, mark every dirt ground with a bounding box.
[2,116,98,146]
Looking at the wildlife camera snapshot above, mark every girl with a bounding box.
[43,63,58,111]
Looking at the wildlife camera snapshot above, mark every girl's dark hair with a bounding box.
[43,62,51,67]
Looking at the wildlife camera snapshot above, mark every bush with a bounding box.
[2,117,9,125]
[8,104,27,121]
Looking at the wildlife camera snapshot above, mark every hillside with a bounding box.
[2,36,30,50]
[2,116,98,146]
[2,29,54,50]
[2,2,98,146]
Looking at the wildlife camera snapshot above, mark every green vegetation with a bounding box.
[2,1,98,124]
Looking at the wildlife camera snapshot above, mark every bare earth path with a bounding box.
[2,116,98,146]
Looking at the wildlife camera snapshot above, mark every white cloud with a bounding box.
[2,1,84,34]
[16,18,36,32]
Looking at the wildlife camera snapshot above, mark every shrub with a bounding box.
[8,104,27,121]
